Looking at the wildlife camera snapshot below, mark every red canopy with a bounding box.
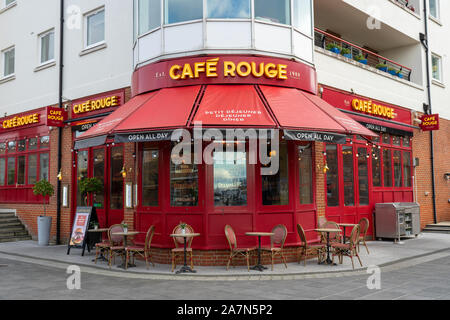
[75,84,377,149]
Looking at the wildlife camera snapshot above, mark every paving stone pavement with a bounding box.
[1,251,450,300]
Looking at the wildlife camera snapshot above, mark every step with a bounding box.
[0,221,22,228]
[0,226,26,233]
[0,236,32,243]
[0,213,16,218]
[423,228,450,234]
[0,230,30,238]
[0,217,20,224]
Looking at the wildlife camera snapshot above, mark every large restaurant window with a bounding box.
[76,150,89,206]
[110,146,124,210]
[262,142,288,206]
[0,136,50,189]
[298,144,313,204]
[403,151,412,187]
[207,0,251,19]
[92,149,105,208]
[358,148,369,205]
[383,149,392,187]
[255,0,290,25]
[214,148,247,207]
[142,147,159,207]
[326,144,339,207]
[164,0,203,24]
[342,146,354,206]
[170,153,199,207]
[393,150,402,187]
[372,148,381,187]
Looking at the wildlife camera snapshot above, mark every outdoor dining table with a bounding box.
[87,228,109,261]
[337,223,357,244]
[170,232,200,274]
[112,231,140,269]
[245,232,274,272]
[314,228,342,265]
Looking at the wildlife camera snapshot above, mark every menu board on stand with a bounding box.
[67,206,98,256]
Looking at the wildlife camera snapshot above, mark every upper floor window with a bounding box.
[293,0,312,35]
[3,0,16,9]
[85,8,105,48]
[432,54,443,82]
[138,0,161,35]
[207,0,251,19]
[255,0,290,25]
[429,0,440,20]
[164,0,202,24]
[39,30,55,64]
[2,46,14,77]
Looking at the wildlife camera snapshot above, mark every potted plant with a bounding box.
[340,47,352,59]
[33,179,55,246]
[78,177,103,206]
[179,221,187,234]
[122,222,128,233]
[376,63,388,72]
[326,42,341,54]
[388,67,398,76]
[354,54,367,65]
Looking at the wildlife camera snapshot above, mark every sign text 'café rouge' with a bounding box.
[169,58,288,81]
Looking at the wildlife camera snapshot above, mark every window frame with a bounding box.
[84,6,106,49]
[429,0,440,20]
[38,29,55,66]
[2,46,15,78]
[431,53,443,84]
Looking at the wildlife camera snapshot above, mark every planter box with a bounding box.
[328,47,341,54]
[343,53,352,59]
[356,59,367,65]
[377,67,388,72]
[388,69,398,76]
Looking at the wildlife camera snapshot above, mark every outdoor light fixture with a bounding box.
[57,170,63,181]
[120,166,127,178]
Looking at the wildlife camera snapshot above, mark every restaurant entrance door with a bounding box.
[324,140,373,236]
[73,145,124,228]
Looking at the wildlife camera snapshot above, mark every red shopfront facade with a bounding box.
[320,86,415,236]
[76,55,377,263]
[69,89,127,229]
[0,108,61,203]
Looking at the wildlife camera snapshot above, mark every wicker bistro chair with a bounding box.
[125,225,155,270]
[261,224,288,271]
[171,223,195,272]
[94,224,125,268]
[331,224,363,270]
[317,216,328,229]
[224,225,256,272]
[357,218,370,254]
[297,224,326,265]
[321,221,343,244]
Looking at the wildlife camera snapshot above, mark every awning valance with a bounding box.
[74,84,377,149]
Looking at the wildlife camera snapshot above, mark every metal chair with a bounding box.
[331,224,363,269]
[297,224,326,265]
[357,218,370,254]
[224,225,256,271]
[261,224,288,271]
[125,225,155,270]
[171,223,194,272]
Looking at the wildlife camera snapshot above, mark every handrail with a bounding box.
[314,28,412,72]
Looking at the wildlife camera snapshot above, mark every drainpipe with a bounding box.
[420,0,437,224]
[56,0,65,244]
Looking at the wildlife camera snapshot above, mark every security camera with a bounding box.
[413,118,422,125]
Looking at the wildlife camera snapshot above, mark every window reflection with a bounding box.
[372,148,381,187]
[298,144,313,204]
[40,136,50,149]
[8,141,16,153]
[40,153,49,181]
[207,0,250,18]
[326,144,339,207]
[143,148,159,207]
[393,150,402,187]
[77,151,88,206]
[255,0,290,24]
[214,149,247,207]
[138,0,161,34]
[0,158,5,186]
[17,156,25,185]
[403,152,412,187]
[93,149,105,208]
[7,157,15,185]
[383,149,392,187]
[165,0,203,24]
[262,142,288,206]
[343,146,354,206]
[28,154,37,185]
[358,148,369,205]
[110,146,124,210]
[170,152,198,207]
[0,143,5,154]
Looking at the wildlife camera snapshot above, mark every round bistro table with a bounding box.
[170,233,200,274]
[337,223,357,244]
[245,232,274,272]
[112,231,140,269]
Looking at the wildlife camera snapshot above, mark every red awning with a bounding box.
[345,113,414,135]
[259,85,378,137]
[75,84,377,149]
[192,85,276,128]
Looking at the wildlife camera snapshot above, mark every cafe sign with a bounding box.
[46,107,67,127]
[72,95,120,115]
[420,114,439,131]
[352,99,396,120]
[1,113,40,130]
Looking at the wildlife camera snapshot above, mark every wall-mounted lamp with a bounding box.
[57,170,63,181]
[120,166,127,178]
[444,173,450,181]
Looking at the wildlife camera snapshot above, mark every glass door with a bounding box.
[108,146,124,226]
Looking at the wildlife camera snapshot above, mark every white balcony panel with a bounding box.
[164,22,203,54]
[138,30,162,64]
[205,21,252,49]
[293,30,313,64]
[254,22,291,55]
[315,50,425,113]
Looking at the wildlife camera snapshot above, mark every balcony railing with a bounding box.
[314,28,412,81]
[393,0,418,13]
